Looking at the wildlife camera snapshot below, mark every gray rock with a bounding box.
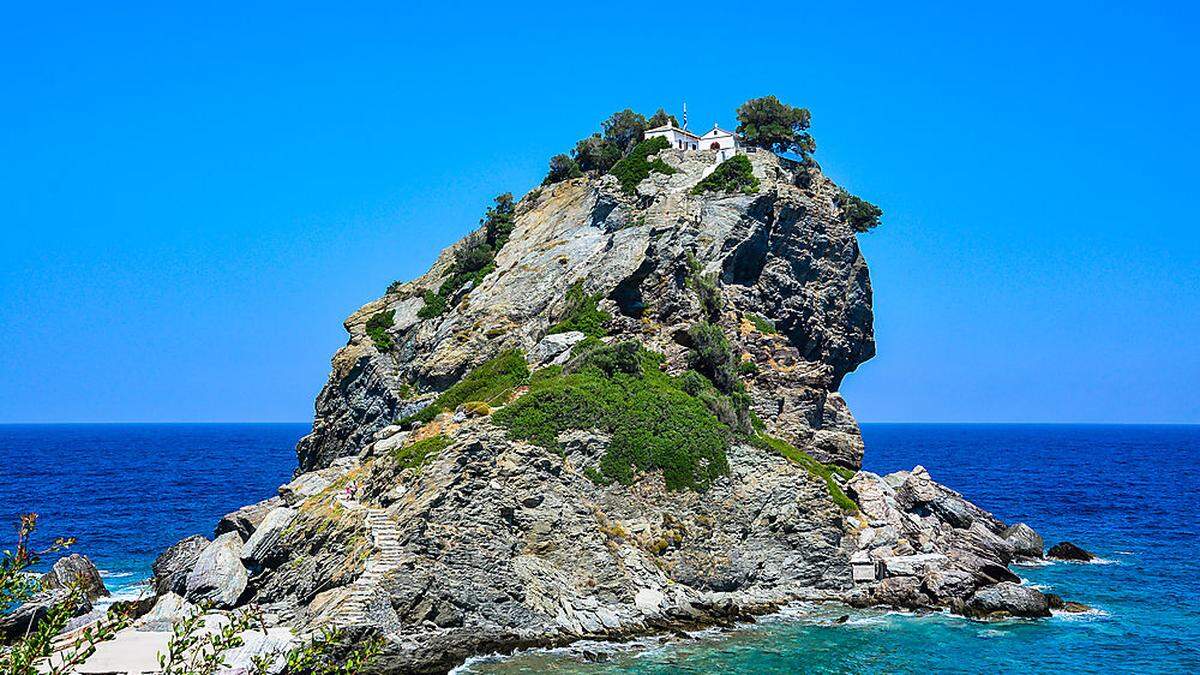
[529,331,586,366]
[966,582,1051,618]
[40,554,108,602]
[0,588,90,643]
[1004,523,1044,559]
[1046,541,1095,561]
[184,532,248,608]
[241,507,296,569]
[216,496,284,541]
[152,534,209,596]
[922,569,978,603]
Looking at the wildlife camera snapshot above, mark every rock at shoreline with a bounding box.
[40,553,109,602]
[153,534,210,596]
[1047,541,1095,561]
[184,532,248,608]
[1003,523,1044,559]
[966,582,1051,618]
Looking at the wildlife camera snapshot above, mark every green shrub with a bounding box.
[417,290,447,319]
[738,360,759,376]
[401,350,530,426]
[834,188,883,232]
[609,136,676,193]
[687,322,738,394]
[691,155,760,195]
[647,108,679,129]
[365,310,395,351]
[482,192,516,249]
[566,339,641,376]
[747,313,777,334]
[548,283,610,338]
[419,193,515,321]
[392,434,451,472]
[686,254,722,322]
[544,154,583,185]
[602,109,649,155]
[493,343,730,492]
[573,134,623,173]
[751,433,857,513]
[735,95,815,159]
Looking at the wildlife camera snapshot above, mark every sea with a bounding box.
[1,423,1197,673]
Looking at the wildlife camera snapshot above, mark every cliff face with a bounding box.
[142,145,1059,674]
[298,149,873,474]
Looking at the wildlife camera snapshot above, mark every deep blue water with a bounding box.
[0,423,305,596]
[1,423,1197,672]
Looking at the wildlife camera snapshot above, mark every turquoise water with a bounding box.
[462,424,1200,673]
[1,423,1197,671]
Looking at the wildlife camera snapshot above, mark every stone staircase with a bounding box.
[328,500,404,627]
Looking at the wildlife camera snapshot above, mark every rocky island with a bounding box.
[47,102,1086,672]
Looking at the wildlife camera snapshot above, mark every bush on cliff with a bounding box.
[691,155,760,196]
[687,322,739,394]
[392,434,450,472]
[493,342,730,492]
[365,310,395,351]
[735,95,816,159]
[573,134,623,173]
[544,154,582,185]
[686,254,723,322]
[834,188,883,232]
[401,350,530,426]
[418,193,516,319]
[548,283,610,338]
[601,109,649,155]
[609,136,676,193]
[751,433,857,513]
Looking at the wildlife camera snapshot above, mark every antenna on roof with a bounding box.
[682,101,688,131]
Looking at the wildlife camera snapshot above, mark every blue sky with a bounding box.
[1,2,1196,423]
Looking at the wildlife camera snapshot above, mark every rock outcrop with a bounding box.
[1047,541,1095,561]
[148,146,1068,671]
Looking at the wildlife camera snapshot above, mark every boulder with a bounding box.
[184,532,248,608]
[922,569,978,603]
[216,496,284,541]
[529,331,586,366]
[152,534,210,596]
[966,582,1051,618]
[40,553,108,602]
[930,496,974,529]
[241,507,297,569]
[0,588,91,643]
[1003,523,1044,559]
[1046,541,1094,561]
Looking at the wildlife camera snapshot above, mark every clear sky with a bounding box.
[1,2,1196,424]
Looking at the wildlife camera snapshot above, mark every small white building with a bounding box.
[646,121,740,161]
[646,124,701,151]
